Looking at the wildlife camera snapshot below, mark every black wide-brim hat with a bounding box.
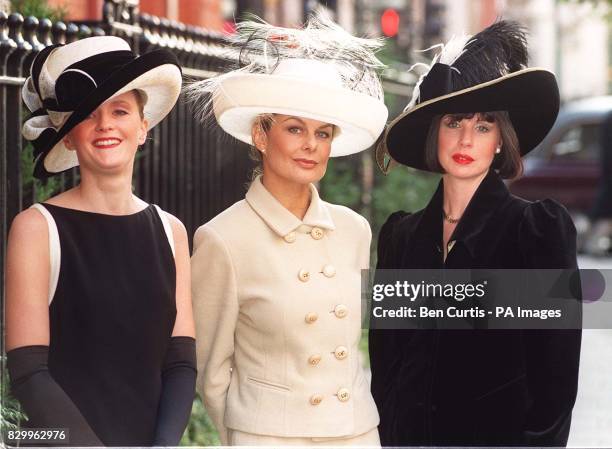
[22,36,182,179]
[384,68,559,171]
[378,21,560,173]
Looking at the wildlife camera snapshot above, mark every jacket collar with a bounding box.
[412,170,511,258]
[245,175,336,237]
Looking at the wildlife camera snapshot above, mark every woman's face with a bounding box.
[254,114,334,187]
[63,90,147,176]
[437,113,501,180]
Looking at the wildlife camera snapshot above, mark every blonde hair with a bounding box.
[249,114,275,180]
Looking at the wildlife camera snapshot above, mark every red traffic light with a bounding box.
[381,8,400,37]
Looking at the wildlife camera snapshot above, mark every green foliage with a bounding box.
[21,143,63,203]
[371,166,439,236]
[320,153,439,247]
[359,330,370,367]
[179,396,220,446]
[377,31,411,66]
[10,0,67,21]
[319,156,362,209]
[1,358,27,438]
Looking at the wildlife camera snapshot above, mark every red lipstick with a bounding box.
[452,153,474,165]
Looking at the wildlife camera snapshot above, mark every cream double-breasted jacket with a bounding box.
[192,177,379,444]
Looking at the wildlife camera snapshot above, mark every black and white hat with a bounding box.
[22,36,182,178]
[378,21,560,173]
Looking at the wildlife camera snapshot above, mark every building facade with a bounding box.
[45,0,224,30]
[443,0,609,101]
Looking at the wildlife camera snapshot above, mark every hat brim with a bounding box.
[383,68,560,171]
[35,50,181,178]
[213,73,388,157]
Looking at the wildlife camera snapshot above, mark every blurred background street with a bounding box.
[570,256,612,447]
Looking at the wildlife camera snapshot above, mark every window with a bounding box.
[550,124,600,162]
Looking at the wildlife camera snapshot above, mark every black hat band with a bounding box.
[43,50,135,113]
[418,63,456,104]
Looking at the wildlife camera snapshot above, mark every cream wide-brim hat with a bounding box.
[212,58,388,157]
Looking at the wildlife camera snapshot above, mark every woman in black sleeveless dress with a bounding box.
[5,37,196,446]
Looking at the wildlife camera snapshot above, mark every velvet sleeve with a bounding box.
[7,345,103,447]
[519,199,578,269]
[368,211,409,445]
[518,199,582,447]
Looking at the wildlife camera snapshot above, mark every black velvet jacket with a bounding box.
[369,171,582,447]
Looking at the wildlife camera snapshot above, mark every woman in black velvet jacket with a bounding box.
[369,21,581,447]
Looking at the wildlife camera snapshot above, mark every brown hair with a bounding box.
[424,111,523,180]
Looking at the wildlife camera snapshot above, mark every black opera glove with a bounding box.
[153,336,197,446]
[6,345,104,446]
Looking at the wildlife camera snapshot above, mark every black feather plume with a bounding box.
[450,20,529,90]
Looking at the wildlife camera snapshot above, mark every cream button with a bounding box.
[298,269,310,282]
[284,232,296,243]
[311,227,324,240]
[305,312,318,324]
[308,354,322,366]
[310,394,323,405]
[334,346,348,360]
[322,264,336,278]
[334,304,348,318]
[337,388,350,402]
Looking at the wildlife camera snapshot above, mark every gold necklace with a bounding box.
[443,210,460,224]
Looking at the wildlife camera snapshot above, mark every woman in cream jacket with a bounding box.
[189,13,388,446]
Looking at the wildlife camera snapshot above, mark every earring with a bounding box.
[495,147,501,154]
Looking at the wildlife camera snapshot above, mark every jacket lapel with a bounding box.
[399,171,511,268]
[245,176,335,238]
[448,171,511,261]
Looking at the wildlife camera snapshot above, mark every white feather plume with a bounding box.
[184,10,386,124]
[403,33,473,111]
[438,34,473,66]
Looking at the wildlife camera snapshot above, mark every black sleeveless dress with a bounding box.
[42,203,176,446]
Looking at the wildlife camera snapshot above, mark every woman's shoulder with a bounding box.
[516,198,577,268]
[379,209,422,238]
[9,207,49,241]
[193,199,252,246]
[519,198,575,234]
[376,209,421,265]
[7,206,53,277]
[153,207,188,252]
